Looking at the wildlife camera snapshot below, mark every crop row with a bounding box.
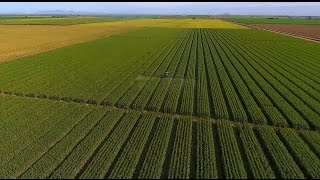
[205,29,318,129]
[1,95,319,179]
[1,28,319,131]
[0,28,184,103]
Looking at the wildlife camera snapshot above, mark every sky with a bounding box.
[0,2,320,16]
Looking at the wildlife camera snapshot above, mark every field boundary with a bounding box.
[1,91,319,133]
[221,19,320,44]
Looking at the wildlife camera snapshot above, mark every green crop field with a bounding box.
[0,16,52,20]
[0,16,319,179]
[0,16,128,25]
[224,16,320,25]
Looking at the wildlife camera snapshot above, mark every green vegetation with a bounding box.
[138,115,174,179]
[0,95,319,179]
[19,107,109,179]
[0,15,52,20]
[0,18,319,179]
[168,117,192,179]
[279,128,320,178]
[50,108,124,178]
[0,27,182,103]
[0,16,127,25]
[196,120,217,179]
[257,126,304,178]
[108,113,156,179]
[217,121,247,178]
[237,124,275,178]
[0,27,319,131]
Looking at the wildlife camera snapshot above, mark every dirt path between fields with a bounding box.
[0,91,318,133]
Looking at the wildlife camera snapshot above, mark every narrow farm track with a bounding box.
[0,92,318,133]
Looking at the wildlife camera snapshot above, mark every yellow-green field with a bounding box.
[0,25,137,62]
[1,15,319,179]
[80,18,248,29]
[0,18,246,63]
[0,16,123,25]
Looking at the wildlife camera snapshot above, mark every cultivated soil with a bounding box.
[251,24,320,41]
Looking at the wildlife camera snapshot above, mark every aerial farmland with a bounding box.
[0,2,320,179]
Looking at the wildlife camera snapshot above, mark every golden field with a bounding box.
[81,18,248,29]
[0,25,137,63]
[0,18,246,63]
